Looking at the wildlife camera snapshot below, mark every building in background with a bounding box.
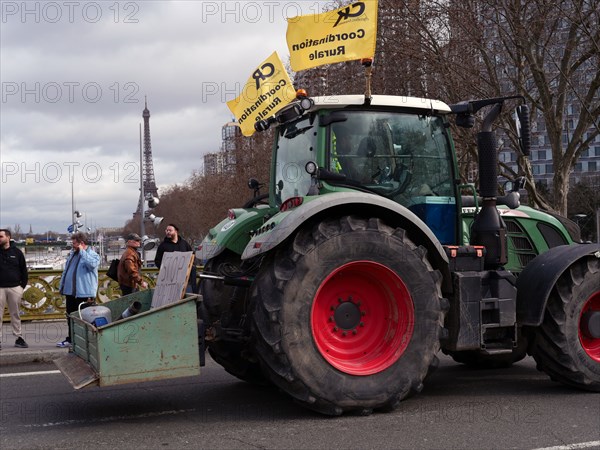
[203,121,240,176]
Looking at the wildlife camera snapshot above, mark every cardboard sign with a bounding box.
[151,251,194,308]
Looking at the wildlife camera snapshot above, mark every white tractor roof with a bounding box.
[311,95,452,113]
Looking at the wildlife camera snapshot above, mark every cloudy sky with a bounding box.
[1,1,333,236]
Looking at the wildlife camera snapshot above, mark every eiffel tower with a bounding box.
[135,99,159,217]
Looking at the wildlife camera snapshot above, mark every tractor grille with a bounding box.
[505,220,523,234]
[504,219,537,269]
[509,236,532,250]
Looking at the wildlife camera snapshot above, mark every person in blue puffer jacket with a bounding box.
[57,231,100,348]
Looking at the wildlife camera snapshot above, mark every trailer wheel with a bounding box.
[251,216,445,415]
[530,255,600,391]
[201,251,267,385]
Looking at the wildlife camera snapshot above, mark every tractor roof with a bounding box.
[310,95,452,113]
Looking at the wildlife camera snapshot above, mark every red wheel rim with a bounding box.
[579,289,600,362]
[311,261,414,376]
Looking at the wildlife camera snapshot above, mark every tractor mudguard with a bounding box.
[516,243,600,326]
[241,192,449,268]
[197,206,276,263]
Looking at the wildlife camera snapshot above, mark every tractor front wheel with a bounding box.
[201,251,266,384]
[251,216,445,415]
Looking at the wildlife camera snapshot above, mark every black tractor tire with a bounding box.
[200,251,267,385]
[201,250,243,321]
[529,254,600,391]
[250,216,445,415]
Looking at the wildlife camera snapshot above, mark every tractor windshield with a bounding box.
[273,114,317,205]
[327,110,455,204]
[272,109,458,244]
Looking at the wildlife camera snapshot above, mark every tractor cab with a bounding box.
[270,95,460,244]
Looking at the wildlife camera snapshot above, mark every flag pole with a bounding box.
[362,58,373,104]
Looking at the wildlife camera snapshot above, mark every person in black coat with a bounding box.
[154,224,196,292]
[0,229,29,349]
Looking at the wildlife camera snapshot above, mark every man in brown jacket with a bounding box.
[117,233,148,295]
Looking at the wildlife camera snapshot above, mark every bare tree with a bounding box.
[12,224,22,240]
[568,174,600,241]
[298,0,600,216]
[147,127,273,241]
[125,0,599,237]
[443,0,600,215]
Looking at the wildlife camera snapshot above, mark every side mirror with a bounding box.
[503,176,526,193]
[248,178,261,190]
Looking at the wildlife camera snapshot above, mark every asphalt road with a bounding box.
[1,355,599,450]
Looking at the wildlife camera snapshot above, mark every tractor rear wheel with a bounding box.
[529,254,600,391]
[201,251,266,384]
[251,216,445,415]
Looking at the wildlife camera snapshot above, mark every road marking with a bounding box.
[532,442,600,450]
[0,370,61,378]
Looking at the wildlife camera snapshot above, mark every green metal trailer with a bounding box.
[55,290,202,389]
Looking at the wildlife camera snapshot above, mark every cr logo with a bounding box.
[252,63,275,89]
[334,2,365,27]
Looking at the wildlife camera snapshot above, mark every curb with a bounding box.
[0,349,68,366]
[2,319,69,365]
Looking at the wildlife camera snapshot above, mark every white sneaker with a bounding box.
[56,340,71,348]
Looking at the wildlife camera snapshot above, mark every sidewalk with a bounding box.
[0,320,69,365]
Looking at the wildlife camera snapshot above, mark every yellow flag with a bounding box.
[286,1,378,72]
[227,51,297,137]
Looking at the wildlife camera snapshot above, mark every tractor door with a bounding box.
[323,109,461,244]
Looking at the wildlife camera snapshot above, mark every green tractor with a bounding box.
[197,93,600,415]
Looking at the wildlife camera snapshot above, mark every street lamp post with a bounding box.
[139,123,147,263]
[596,208,600,244]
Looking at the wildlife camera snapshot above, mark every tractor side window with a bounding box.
[390,115,454,200]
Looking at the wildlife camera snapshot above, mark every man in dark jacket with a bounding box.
[118,233,148,296]
[0,229,29,349]
[154,224,196,292]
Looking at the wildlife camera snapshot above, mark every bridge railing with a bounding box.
[2,268,163,321]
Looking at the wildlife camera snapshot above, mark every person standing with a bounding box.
[117,233,148,296]
[0,229,29,349]
[57,232,100,348]
[154,224,196,292]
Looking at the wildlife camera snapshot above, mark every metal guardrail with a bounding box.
[2,268,160,322]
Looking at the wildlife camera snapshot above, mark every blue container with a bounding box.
[409,196,456,244]
[92,317,109,327]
